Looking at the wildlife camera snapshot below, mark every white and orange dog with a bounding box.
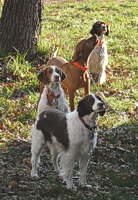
[31,65,69,178]
[35,94,105,188]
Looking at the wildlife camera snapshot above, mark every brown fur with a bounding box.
[37,109,69,150]
[40,35,98,111]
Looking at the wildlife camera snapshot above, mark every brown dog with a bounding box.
[40,34,98,111]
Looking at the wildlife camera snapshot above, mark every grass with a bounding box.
[0,0,138,199]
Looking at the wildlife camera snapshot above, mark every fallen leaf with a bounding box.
[9,181,18,186]
[1,145,8,151]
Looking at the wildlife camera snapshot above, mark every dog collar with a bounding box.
[98,41,104,46]
[46,91,60,100]
[72,62,89,71]
[79,117,97,132]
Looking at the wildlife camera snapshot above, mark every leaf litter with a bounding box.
[0,122,138,199]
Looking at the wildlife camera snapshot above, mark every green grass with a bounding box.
[0,0,138,199]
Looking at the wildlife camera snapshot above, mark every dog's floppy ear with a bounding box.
[58,68,66,82]
[72,42,84,62]
[90,24,96,35]
[37,69,48,85]
[77,99,86,118]
[105,25,109,36]
[78,95,96,117]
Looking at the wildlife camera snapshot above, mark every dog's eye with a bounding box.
[55,69,60,74]
[47,69,53,74]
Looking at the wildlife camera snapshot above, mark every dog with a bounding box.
[87,21,109,84]
[37,65,69,114]
[31,65,69,177]
[35,94,105,189]
[44,34,99,111]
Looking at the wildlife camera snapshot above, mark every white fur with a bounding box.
[61,110,91,188]
[50,65,61,82]
[31,66,69,177]
[38,85,68,114]
[33,94,105,189]
[87,35,108,84]
[92,94,104,111]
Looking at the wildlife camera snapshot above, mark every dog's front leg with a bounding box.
[99,70,106,84]
[98,60,107,84]
[59,152,74,189]
[31,125,45,177]
[84,78,90,95]
[49,143,59,172]
[79,154,89,186]
[68,89,75,111]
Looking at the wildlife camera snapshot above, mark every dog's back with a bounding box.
[47,56,68,67]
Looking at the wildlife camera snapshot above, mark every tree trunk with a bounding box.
[0,0,43,60]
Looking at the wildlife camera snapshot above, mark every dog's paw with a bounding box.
[67,184,76,190]
[84,184,92,189]
[79,183,92,189]
[31,173,39,178]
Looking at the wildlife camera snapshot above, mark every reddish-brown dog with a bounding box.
[40,34,98,111]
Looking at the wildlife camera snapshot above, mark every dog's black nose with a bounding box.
[98,102,104,108]
[54,75,59,81]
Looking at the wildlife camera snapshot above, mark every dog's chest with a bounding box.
[88,43,108,73]
[40,96,60,112]
[38,88,68,114]
[75,130,91,158]
[93,43,107,55]
[47,97,58,108]
[67,114,90,153]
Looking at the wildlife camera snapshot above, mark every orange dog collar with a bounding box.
[72,62,89,71]
[46,91,60,100]
[98,41,104,46]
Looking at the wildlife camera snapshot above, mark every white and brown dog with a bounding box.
[87,21,109,84]
[35,94,105,189]
[31,65,69,177]
[37,65,69,114]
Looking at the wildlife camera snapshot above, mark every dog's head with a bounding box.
[77,94,105,118]
[37,65,66,85]
[72,34,98,62]
[90,21,109,37]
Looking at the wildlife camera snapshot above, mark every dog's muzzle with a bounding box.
[98,102,105,109]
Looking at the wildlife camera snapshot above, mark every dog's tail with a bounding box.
[51,46,58,58]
